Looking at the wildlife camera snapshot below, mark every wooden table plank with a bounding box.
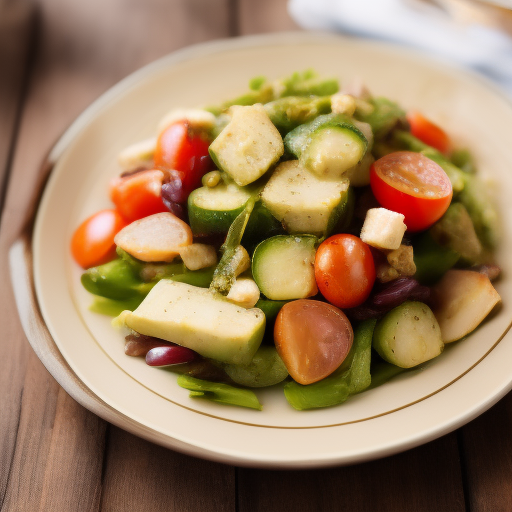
[461,392,512,511]
[100,428,235,512]
[0,0,234,510]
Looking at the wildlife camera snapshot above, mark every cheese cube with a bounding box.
[360,208,406,250]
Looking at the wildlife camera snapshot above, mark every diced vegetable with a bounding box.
[117,137,156,171]
[115,280,265,365]
[157,108,216,134]
[252,235,318,301]
[373,301,444,368]
[146,345,198,367]
[283,319,375,410]
[360,208,406,250]
[177,375,262,410]
[221,346,288,388]
[178,243,217,271]
[260,160,350,237]
[114,212,193,262]
[284,113,367,179]
[354,97,405,139]
[187,182,251,236]
[431,270,501,343]
[315,234,375,309]
[226,277,260,308]
[209,104,284,186]
[275,299,354,385]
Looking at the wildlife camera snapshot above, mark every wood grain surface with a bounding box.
[1,0,511,510]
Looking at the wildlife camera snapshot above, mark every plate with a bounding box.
[18,32,512,468]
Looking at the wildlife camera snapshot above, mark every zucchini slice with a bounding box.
[251,235,318,300]
[373,301,444,368]
[284,113,367,179]
[261,160,350,237]
[187,183,251,236]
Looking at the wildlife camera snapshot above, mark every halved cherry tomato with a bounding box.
[315,234,375,309]
[71,209,127,268]
[110,169,167,222]
[154,120,212,200]
[274,299,354,385]
[406,111,451,154]
[370,151,452,232]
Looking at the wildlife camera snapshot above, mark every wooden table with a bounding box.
[1,0,512,510]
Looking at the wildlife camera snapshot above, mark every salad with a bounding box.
[71,70,502,411]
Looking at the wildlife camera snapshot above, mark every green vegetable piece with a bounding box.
[210,200,255,295]
[450,148,476,174]
[249,75,266,91]
[373,301,443,368]
[413,231,460,284]
[354,97,405,139]
[177,375,262,410]
[222,346,289,388]
[457,173,500,249]
[264,95,332,134]
[283,319,376,410]
[368,360,409,390]
[89,296,145,317]
[279,70,339,97]
[429,203,482,262]
[255,299,289,324]
[81,258,154,300]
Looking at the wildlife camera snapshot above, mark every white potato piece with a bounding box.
[179,243,217,271]
[226,278,260,308]
[158,108,216,134]
[115,212,192,262]
[117,137,156,171]
[432,269,501,343]
[360,208,406,250]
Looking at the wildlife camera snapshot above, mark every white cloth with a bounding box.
[288,0,512,94]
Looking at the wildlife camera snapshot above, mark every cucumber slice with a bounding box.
[187,183,251,235]
[209,104,284,186]
[284,113,367,179]
[373,301,444,368]
[251,235,318,300]
[261,160,350,237]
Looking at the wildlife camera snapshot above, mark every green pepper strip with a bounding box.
[177,375,262,410]
[283,319,376,410]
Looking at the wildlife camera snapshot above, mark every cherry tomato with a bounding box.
[406,111,451,154]
[274,299,354,385]
[315,234,376,309]
[110,169,168,222]
[154,121,212,200]
[370,151,452,232]
[71,209,127,269]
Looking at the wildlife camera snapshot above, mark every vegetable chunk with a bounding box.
[431,270,501,343]
[209,104,284,186]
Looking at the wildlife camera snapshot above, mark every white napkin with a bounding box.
[288,0,512,94]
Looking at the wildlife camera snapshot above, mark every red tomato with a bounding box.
[370,151,452,232]
[71,209,127,269]
[110,169,168,222]
[274,299,354,385]
[154,121,212,200]
[315,234,376,309]
[406,111,451,154]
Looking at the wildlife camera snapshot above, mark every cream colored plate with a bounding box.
[23,32,512,468]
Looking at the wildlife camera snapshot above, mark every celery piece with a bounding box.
[177,375,262,410]
[368,360,408,389]
[89,296,145,317]
[283,319,376,410]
